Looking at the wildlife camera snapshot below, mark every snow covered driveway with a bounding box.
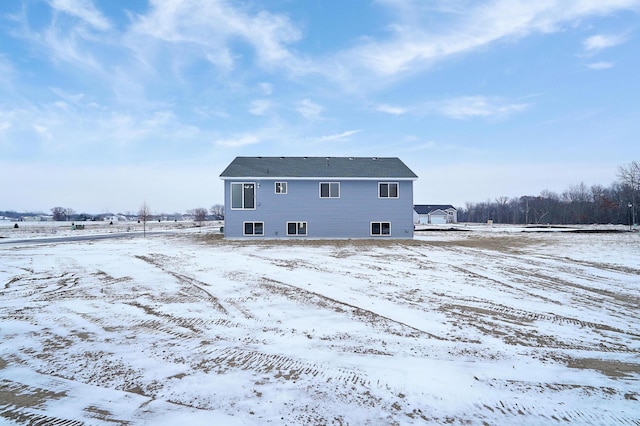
[1,231,639,424]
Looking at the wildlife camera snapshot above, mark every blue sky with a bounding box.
[1,0,639,214]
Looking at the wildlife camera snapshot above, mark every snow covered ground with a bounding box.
[0,219,221,239]
[0,225,638,425]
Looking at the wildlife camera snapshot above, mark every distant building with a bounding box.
[20,215,54,222]
[413,205,458,224]
[98,214,127,222]
[220,156,418,238]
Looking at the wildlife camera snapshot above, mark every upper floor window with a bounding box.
[275,182,287,194]
[320,182,340,198]
[379,182,398,198]
[231,182,255,209]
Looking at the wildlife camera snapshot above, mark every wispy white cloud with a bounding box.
[316,129,363,142]
[50,87,85,104]
[583,34,627,52]
[0,100,213,161]
[428,96,528,119]
[375,103,408,115]
[33,123,52,140]
[249,99,272,116]
[328,0,640,85]
[259,82,274,95]
[297,99,324,119]
[3,1,110,77]
[193,106,229,119]
[27,0,114,74]
[130,0,302,71]
[213,133,262,147]
[0,121,11,134]
[0,55,16,89]
[586,61,614,70]
[204,50,234,72]
[375,96,528,119]
[49,0,112,31]
[42,25,104,71]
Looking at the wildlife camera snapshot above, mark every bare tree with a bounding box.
[539,189,561,224]
[65,208,75,221]
[495,196,509,223]
[590,184,605,224]
[563,182,591,223]
[210,204,224,219]
[190,208,208,227]
[138,202,151,237]
[51,207,67,221]
[618,161,640,191]
[618,161,639,225]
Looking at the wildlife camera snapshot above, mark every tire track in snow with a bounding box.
[443,303,640,353]
[197,346,372,388]
[475,399,640,426]
[474,379,640,426]
[1,272,73,301]
[0,380,83,426]
[134,255,227,314]
[0,404,83,426]
[258,276,443,340]
[401,244,563,304]
[125,301,244,339]
[444,302,640,344]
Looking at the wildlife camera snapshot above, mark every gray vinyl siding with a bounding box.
[223,179,414,238]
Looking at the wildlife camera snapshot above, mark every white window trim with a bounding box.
[286,221,308,236]
[370,221,392,236]
[319,182,340,198]
[378,182,399,199]
[230,182,256,210]
[243,221,264,236]
[275,181,288,194]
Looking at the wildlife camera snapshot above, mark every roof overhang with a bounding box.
[220,176,418,181]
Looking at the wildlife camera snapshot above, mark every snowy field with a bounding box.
[0,219,221,239]
[0,224,639,425]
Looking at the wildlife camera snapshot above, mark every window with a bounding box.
[231,183,255,209]
[244,222,264,236]
[379,182,398,198]
[287,221,307,236]
[320,182,340,198]
[371,222,391,236]
[275,182,287,194]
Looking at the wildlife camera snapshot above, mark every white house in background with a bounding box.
[101,214,127,222]
[413,205,458,224]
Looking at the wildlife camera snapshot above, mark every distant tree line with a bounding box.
[458,161,639,225]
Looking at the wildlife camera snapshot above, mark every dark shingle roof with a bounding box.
[220,157,418,179]
[414,205,456,214]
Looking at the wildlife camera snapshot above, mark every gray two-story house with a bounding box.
[219,156,418,239]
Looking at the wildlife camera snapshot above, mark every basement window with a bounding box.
[287,221,307,236]
[371,222,391,236]
[244,222,264,236]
